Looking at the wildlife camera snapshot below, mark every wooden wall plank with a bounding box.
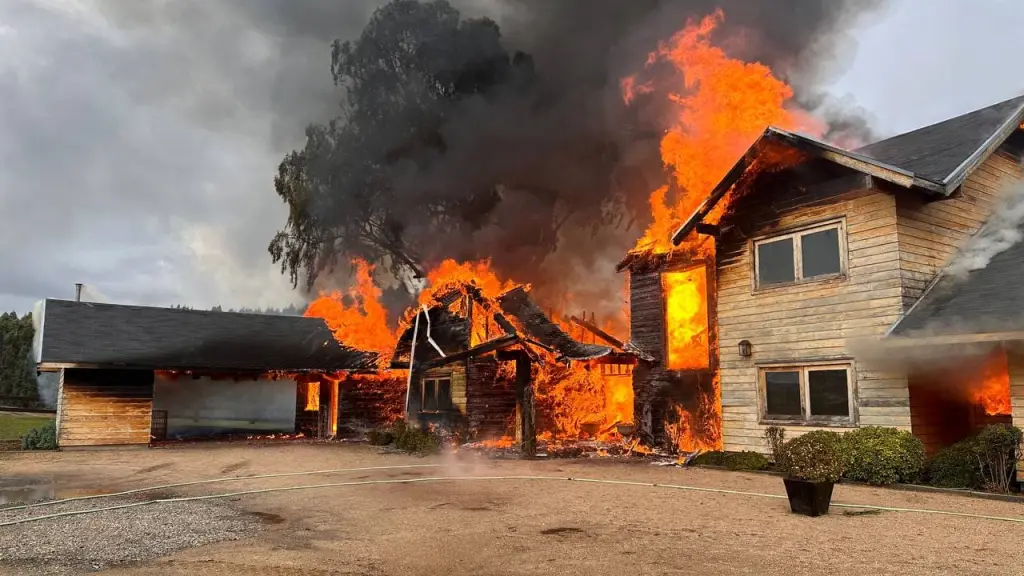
[57,368,154,447]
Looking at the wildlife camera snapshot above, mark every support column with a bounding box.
[1008,346,1024,481]
[514,352,536,457]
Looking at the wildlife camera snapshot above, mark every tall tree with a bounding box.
[0,311,40,407]
[269,0,546,289]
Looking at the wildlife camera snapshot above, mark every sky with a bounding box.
[1,0,1022,315]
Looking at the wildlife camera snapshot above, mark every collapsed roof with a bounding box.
[35,299,379,372]
[390,283,614,369]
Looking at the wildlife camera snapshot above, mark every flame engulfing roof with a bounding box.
[389,283,612,368]
[496,287,611,361]
[36,299,379,372]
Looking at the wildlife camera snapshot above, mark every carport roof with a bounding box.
[35,299,379,372]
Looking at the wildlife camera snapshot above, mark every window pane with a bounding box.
[757,238,796,286]
[801,228,841,278]
[765,371,801,416]
[808,369,849,417]
[437,379,452,410]
[422,380,437,411]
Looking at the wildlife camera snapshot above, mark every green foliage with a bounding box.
[689,450,726,467]
[763,426,786,462]
[724,451,770,472]
[776,431,845,483]
[973,424,1023,493]
[0,311,40,408]
[20,420,57,450]
[841,426,925,485]
[0,414,53,441]
[925,440,982,489]
[367,428,395,446]
[374,419,441,454]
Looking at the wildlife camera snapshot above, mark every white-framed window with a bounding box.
[420,375,453,412]
[753,220,846,289]
[759,364,855,425]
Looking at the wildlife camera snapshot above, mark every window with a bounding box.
[754,221,845,288]
[760,364,853,424]
[420,376,453,412]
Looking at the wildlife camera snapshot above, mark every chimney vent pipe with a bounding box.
[75,283,83,303]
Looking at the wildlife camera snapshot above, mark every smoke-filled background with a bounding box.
[2,0,1024,318]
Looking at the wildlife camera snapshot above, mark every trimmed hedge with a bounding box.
[724,451,769,472]
[776,430,845,483]
[925,440,981,489]
[690,451,727,467]
[842,426,925,485]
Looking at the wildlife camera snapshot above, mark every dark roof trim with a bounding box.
[940,100,1024,191]
[884,332,1024,347]
[669,127,947,247]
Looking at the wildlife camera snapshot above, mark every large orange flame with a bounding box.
[624,9,822,256]
[663,267,710,371]
[972,350,1012,417]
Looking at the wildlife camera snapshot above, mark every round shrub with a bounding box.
[842,426,925,485]
[724,451,770,472]
[20,421,57,451]
[690,450,727,467]
[925,440,981,489]
[776,430,845,483]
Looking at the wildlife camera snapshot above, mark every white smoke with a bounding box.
[945,181,1024,280]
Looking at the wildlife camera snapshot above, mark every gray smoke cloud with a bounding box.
[946,181,1024,280]
[1,0,891,320]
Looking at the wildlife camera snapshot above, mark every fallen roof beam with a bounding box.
[420,335,520,369]
[569,316,625,350]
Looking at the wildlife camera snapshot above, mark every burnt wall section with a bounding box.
[407,363,469,432]
[466,356,516,439]
[629,261,717,449]
[337,375,406,435]
[57,368,154,447]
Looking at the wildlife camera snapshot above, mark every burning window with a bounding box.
[304,381,321,411]
[662,267,710,371]
[754,221,845,288]
[421,376,453,412]
[761,364,853,423]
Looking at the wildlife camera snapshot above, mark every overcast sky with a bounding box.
[1,0,1022,315]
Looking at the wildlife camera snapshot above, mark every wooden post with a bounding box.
[514,351,536,457]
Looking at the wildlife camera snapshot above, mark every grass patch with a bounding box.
[0,413,54,441]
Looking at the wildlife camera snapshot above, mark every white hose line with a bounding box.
[0,464,443,512]
[3,475,1024,528]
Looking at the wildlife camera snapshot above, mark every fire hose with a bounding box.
[2,469,1024,527]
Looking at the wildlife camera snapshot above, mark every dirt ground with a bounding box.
[1,442,1022,575]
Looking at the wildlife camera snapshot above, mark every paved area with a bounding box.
[1,443,1021,575]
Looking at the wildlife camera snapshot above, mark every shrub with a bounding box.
[20,421,57,451]
[689,451,727,467]
[724,451,770,472]
[776,430,845,483]
[391,420,441,455]
[763,426,786,462]
[842,426,925,485]
[925,440,982,489]
[366,428,394,446]
[973,424,1023,493]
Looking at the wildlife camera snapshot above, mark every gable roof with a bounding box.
[887,226,1024,340]
[35,299,378,372]
[666,94,1024,248]
[496,287,611,361]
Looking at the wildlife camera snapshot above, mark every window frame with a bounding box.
[758,362,856,426]
[419,374,455,414]
[752,219,848,291]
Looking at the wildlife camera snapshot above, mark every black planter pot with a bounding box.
[783,478,835,517]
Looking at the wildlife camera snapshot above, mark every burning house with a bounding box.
[33,298,377,448]
[621,93,1024,461]
[388,281,640,454]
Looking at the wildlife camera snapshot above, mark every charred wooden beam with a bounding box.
[569,315,624,349]
[511,350,536,457]
[420,335,520,370]
[695,223,720,238]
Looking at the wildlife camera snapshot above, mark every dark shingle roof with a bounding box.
[889,231,1024,338]
[37,299,378,371]
[857,95,1024,184]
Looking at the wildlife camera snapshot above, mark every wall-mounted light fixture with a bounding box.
[738,339,753,358]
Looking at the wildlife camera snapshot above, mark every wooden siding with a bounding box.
[717,184,910,452]
[57,368,154,447]
[466,356,516,438]
[1009,350,1024,482]
[896,150,1023,309]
